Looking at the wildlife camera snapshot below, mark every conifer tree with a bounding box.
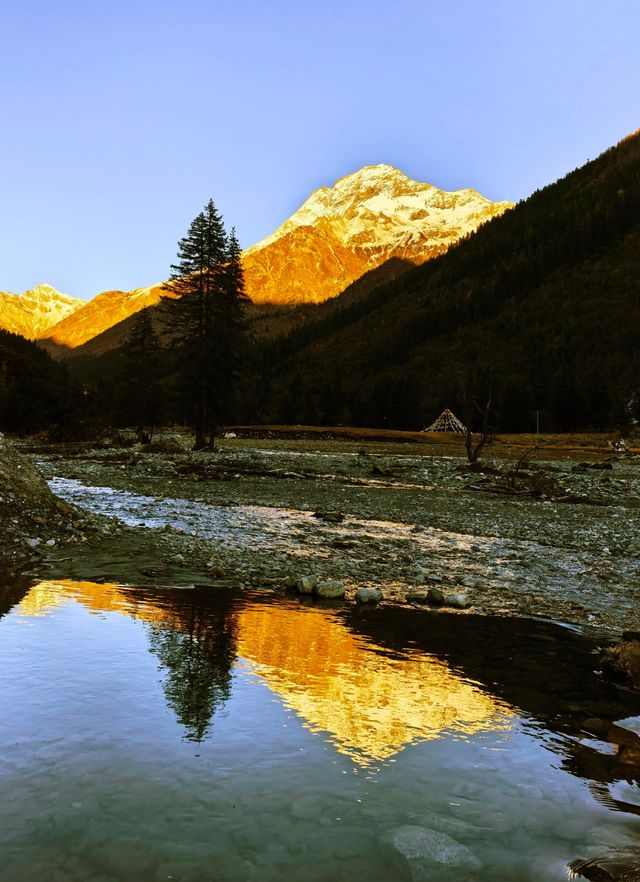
[164,201,247,448]
[123,307,162,442]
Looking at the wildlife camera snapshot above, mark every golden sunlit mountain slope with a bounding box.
[41,283,171,349]
[242,164,513,304]
[2,164,512,350]
[0,284,84,339]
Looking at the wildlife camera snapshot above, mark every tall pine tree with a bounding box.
[163,201,246,448]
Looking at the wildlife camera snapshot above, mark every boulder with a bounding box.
[427,586,445,606]
[444,593,471,609]
[296,575,318,595]
[355,587,383,604]
[406,591,429,604]
[378,825,481,881]
[314,579,345,599]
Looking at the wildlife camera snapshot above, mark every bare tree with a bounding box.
[457,368,494,463]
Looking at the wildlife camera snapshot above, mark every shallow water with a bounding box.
[47,475,640,628]
[1,580,639,881]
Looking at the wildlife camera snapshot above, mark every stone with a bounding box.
[25,537,41,548]
[426,586,445,606]
[406,591,429,604]
[445,593,471,609]
[378,825,481,881]
[314,579,345,599]
[355,587,383,604]
[296,575,318,595]
[313,510,344,523]
[171,553,186,566]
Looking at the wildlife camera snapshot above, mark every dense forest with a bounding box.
[1,131,639,438]
[253,129,640,432]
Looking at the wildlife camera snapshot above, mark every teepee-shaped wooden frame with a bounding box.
[423,408,467,433]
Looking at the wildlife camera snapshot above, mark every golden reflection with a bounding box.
[18,581,513,763]
[17,581,71,617]
[236,604,513,764]
[18,580,179,624]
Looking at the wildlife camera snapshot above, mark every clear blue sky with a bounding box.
[2,0,638,299]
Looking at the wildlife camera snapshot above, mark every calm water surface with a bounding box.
[1,580,639,882]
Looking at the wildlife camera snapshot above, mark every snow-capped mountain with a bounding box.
[42,283,166,349]
[0,284,84,339]
[243,164,513,304]
[1,164,513,348]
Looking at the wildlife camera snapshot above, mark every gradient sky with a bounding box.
[2,0,639,299]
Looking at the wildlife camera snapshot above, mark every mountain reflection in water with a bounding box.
[13,580,640,794]
[5,579,640,882]
[236,603,511,763]
[16,580,510,760]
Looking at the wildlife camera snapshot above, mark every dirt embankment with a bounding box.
[0,432,113,575]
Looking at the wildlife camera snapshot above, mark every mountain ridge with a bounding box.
[0,164,512,347]
[242,163,512,305]
[254,130,640,430]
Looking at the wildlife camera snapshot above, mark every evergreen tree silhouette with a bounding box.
[163,201,246,448]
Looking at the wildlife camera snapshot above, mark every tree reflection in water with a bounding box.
[145,593,238,742]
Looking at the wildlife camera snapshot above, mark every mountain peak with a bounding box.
[334,163,413,185]
[0,284,84,339]
[243,163,513,304]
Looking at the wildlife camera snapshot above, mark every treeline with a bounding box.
[0,330,87,437]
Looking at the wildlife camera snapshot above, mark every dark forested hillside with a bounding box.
[254,130,640,431]
[0,330,88,436]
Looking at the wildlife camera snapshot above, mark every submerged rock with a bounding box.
[355,587,383,604]
[290,795,323,820]
[378,825,481,881]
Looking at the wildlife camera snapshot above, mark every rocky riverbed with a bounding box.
[5,431,638,638]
